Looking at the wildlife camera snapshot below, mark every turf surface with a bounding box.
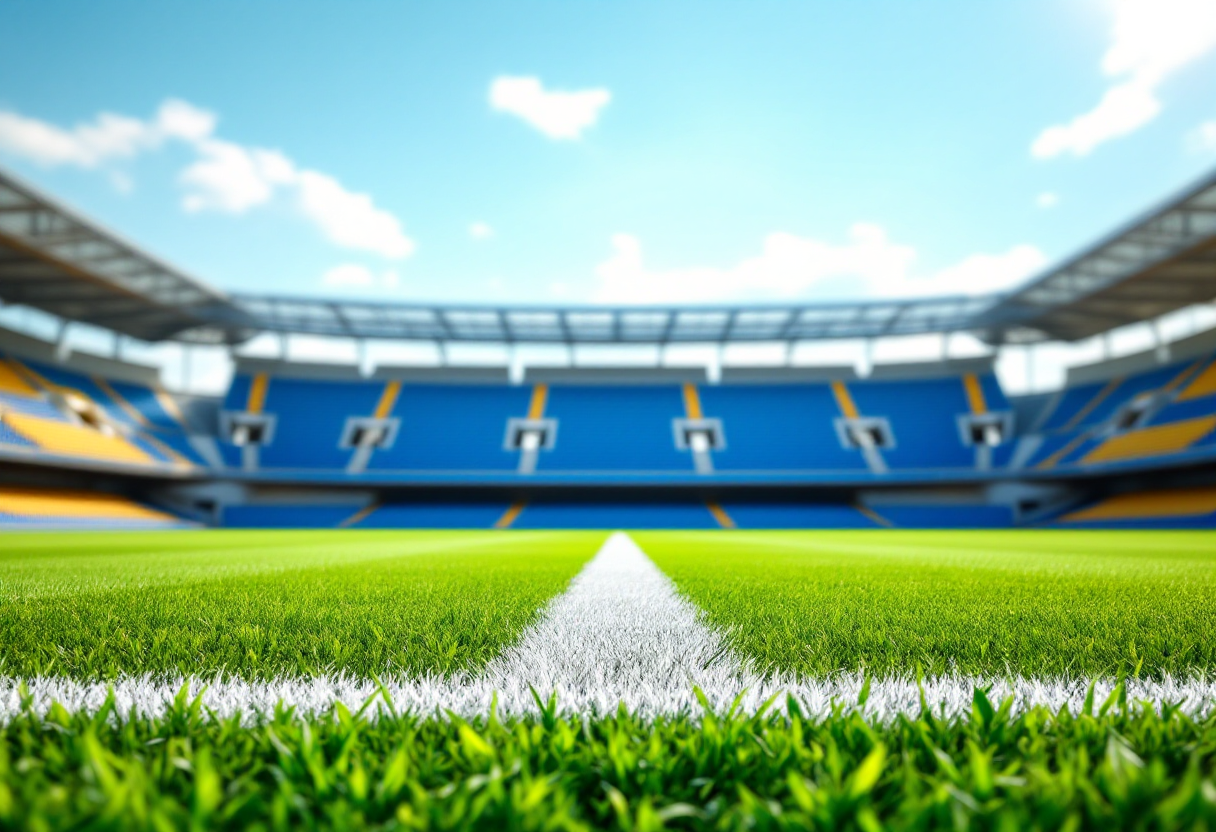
[2,528,1216,830]
[2,687,1213,830]
[0,530,602,680]
[640,530,1216,679]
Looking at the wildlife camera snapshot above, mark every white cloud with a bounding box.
[591,227,1046,304]
[179,140,294,213]
[1036,191,1059,209]
[321,263,402,290]
[1032,0,1216,159]
[180,143,412,259]
[154,99,217,142]
[0,99,215,169]
[0,99,414,260]
[922,246,1047,296]
[1186,120,1216,153]
[489,76,611,140]
[322,263,375,287]
[296,171,414,259]
[0,110,156,168]
[469,221,495,240]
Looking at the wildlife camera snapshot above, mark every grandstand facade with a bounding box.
[1,165,1215,530]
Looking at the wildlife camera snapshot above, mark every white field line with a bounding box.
[0,532,1213,722]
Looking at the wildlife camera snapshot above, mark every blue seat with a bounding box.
[698,384,867,472]
[878,505,1013,528]
[355,503,510,528]
[724,503,880,528]
[513,502,719,529]
[539,386,691,472]
[222,505,358,528]
[369,385,530,472]
[257,378,381,470]
[849,377,974,469]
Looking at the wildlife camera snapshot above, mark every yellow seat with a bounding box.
[0,360,39,398]
[1063,486,1216,522]
[1177,361,1216,402]
[0,487,173,521]
[1082,415,1216,464]
[3,412,153,465]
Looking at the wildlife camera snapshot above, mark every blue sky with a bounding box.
[1,0,1214,307]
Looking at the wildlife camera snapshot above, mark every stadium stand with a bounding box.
[1054,486,1216,529]
[697,384,869,472]
[539,385,692,473]
[869,504,1015,528]
[509,501,722,530]
[368,384,530,472]
[354,503,513,528]
[206,498,1018,530]
[0,487,187,529]
[1024,352,1216,473]
[3,163,1216,529]
[0,349,203,472]
[720,503,883,529]
[222,504,369,529]
[215,369,1015,479]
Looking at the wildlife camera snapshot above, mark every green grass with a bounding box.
[0,530,602,680]
[3,528,1216,829]
[2,687,1213,830]
[639,530,1216,679]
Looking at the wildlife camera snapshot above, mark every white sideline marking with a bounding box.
[1,532,1214,721]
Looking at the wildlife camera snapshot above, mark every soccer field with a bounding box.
[2,529,1215,828]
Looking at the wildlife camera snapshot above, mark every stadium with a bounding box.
[3,164,1216,534]
[2,3,1216,827]
[1,161,1216,826]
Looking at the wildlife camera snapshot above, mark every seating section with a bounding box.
[0,487,186,529]
[1081,416,1216,465]
[510,502,721,529]
[222,504,367,528]
[1054,487,1216,529]
[0,359,73,422]
[3,412,154,465]
[221,500,727,529]
[219,371,1014,478]
[369,385,531,472]
[0,354,203,470]
[720,503,883,528]
[698,385,868,472]
[716,503,1013,528]
[212,499,1016,529]
[870,504,1014,528]
[538,386,692,472]
[1027,355,1216,471]
[222,502,517,528]
[354,503,512,528]
[849,378,975,469]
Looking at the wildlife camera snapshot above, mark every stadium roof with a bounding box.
[974,167,1216,345]
[0,164,1213,347]
[0,169,256,344]
[226,293,999,344]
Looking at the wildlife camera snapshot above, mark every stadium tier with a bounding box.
[1021,353,1216,472]
[2,343,1216,528]
[1052,486,1216,529]
[0,486,189,529]
[215,369,1016,481]
[1,165,1215,529]
[0,351,205,474]
[216,499,1017,529]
